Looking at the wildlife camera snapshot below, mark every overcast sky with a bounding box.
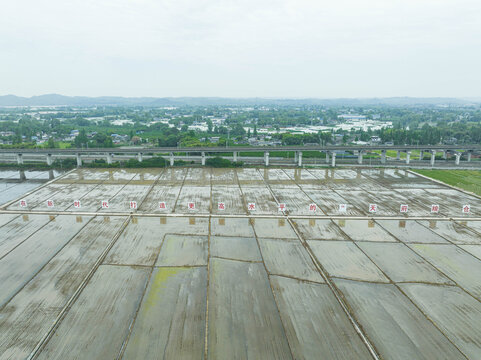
[1,0,481,98]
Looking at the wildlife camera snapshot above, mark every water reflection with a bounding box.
[0,169,64,206]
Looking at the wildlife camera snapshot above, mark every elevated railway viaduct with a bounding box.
[1,145,480,168]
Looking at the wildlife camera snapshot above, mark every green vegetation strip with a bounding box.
[413,169,481,196]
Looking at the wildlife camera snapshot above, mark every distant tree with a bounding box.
[92,133,113,147]
[319,131,332,145]
[207,119,213,133]
[47,137,56,148]
[218,126,228,135]
[74,129,88,148]
[231,123,246,136]
[131,136,141,145]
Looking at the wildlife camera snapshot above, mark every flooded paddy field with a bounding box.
[0,170,64,206]
[0,167,480,359]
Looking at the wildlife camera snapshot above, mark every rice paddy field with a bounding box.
[0,167,480,359]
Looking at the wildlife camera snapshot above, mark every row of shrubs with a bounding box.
[0,155,245,170]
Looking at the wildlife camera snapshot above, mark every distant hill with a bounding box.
[0,94,478,107]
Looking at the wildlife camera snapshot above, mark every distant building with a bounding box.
[338,114,367,120]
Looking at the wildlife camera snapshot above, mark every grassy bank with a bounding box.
[413,169,481,196]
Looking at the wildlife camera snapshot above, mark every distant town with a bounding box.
[1,100,480,150]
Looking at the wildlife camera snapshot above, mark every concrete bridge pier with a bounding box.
[430,150,436,166]
[381,150,386,164]
[16,153,23,165]
[357,151,363,165]
[107,153,113,165]
[455,152,461,166]
[233,151,238,162]
[331,152,336,167]
[298,151,303,167]
[442,150,447,160]
[419,150,424,160]
[294,151,298,164]
[76,153,82,167]
[264,151,269,166]
[325,151,330,164]
[467,151,472,162]
[137,152,143,162]
[46,154,53,166]
[19,170,26,180]
[406,151,411,165]
[201,152,206,166]
[49,170,54,180]
[169,152,174,166]
[396,151,401,161]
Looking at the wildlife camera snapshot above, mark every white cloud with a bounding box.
[1,0,480,97]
